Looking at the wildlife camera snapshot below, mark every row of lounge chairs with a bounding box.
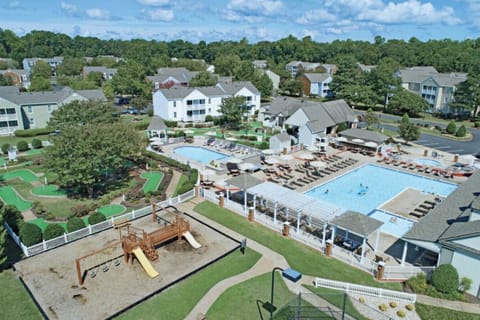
[379,157,455,179]
[409,200,437,218]
[210,140,251,155]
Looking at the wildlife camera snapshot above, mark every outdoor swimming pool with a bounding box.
[173,146,230,164]
[368,210,415,238]
[305,164,457,215]
[414,157,443,168]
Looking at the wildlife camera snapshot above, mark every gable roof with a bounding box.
[271,132,290,143]
[148,67,198,84]
[397,66,467,87]
[75,89,106,101]
[322,99,357,123]
[83,66,117,75]
[339,128,388,144]
[157,86,226,100]
[404,171,479,243]
[303,73,330,83]
[148,116,167,131]
[264,96,315,117]
[216,81,260,95]
[330,211,383,237]
[0,86,105,105]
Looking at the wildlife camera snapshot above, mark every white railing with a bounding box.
[314,277,417,303]
[4,189,196,257]
[383,265,435,280]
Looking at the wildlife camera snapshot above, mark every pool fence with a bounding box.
[4,189,196,257]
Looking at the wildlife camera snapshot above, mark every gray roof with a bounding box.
[322,99,357,123]
[0,86,105,105]
[148,67,198,84]
[217,81,260,95]
[306,119,335,134]
[285,61,321,71]
[303,73,330,83]
[339,128,389,144]
[225,173,264,189]
[158,86,226,99]
[264,96,315,117]
[404,170,480,243]
[397,66,467,87]
[147,116,167,131]
[271,132,290,143]
[471,196,480,211]
[330,211,384,237]
[357,63,376,72]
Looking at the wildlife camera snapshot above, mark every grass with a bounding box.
[31,185,66,197]
[416,303,480,320]
[140,171,164,193]
[172,174,188,197]
[29,217,67,232]
[117,248,261,319]
[0,186,32,210]
[97,204,126,217]
[304,285,370,320]
[24,149,44,156]
[0,270,43,320]
[0,134,50,146]
[207,272,298,319]
[0,169,39,183]
[194,201,402,291]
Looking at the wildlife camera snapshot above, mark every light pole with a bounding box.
[269,267,302,320]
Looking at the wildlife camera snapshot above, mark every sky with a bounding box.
[0,0,478,43]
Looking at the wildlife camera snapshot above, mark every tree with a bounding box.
[189,71,218,87]
[0,203,7,268]
[234,60,255,81]
[218,96,245,129]
[365,108,379,129]
[29,76,52,92]
[66,217,85,232]
[0,73,13,86]
[87,72,104,87]
[452,75,480,120]
[252,71,273,98]
[280,79,303,96]
[56,57,84,77]
[111,60,148,97]
[43,223,65,240]
[456,125,467,137]
[387,89,430,116]
[214,54,241,76]
[398,113,420,144]
[446,121,456,134]
[431,264,459,294]
[31,60,52,78]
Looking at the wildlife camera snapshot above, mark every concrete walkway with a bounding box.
[165,169,182,198]
[416,294,480,314]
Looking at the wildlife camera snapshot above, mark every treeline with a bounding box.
[1,30,480,74]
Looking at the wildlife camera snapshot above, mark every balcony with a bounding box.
[185,103,206,111]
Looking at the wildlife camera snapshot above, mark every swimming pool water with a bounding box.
[368,210,415,238]
[174,146,230,164]
[305,164,457,214]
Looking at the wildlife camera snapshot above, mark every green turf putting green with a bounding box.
[97,204,126,217]
[25,149,44,156]
[0,158,6,166]
[0,169,39,183]
[31,185,66,197]
[141,171,164,193]
[0,186,32,211]
[29,218,67,232]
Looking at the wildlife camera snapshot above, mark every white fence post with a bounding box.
[88,224,92,234]
[64,233,67,242]
[42,239,47,250]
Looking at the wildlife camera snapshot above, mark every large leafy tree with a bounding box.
[398,113,420,144]
[367,57,401,107]
[214,54,241,76]
[189,71,218,87]
[252,71,273,98]
[365,108,379,129]
[111,60,149,97]
[387,89,430,116]
[31,60,52,78]
[56,57,84,77]
[280,79,303,96]
[47,100,117,130]
[219,96,245,129]
[452,75,480,120]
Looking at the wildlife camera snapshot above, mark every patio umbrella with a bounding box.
[309,160,326,169]
[262,149,275,155]
[364,141,378,148]
[204,131,216,136]
[279,154,294,162]
[265,157,279,165]
[296,153,314,160]
[238,162,257,172]
[226,137,237,141]
[352,138,365,143]
[227,157,243,164]
[201,169,216,180]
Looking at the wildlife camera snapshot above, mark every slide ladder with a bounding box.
[141,242,159,261]
[132,247,159,278]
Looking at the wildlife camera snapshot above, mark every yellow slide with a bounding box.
[132,247,159,278]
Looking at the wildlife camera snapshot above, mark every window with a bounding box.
[173,112,177,118]
[6,108,15,114]
[0,109,5,115]
[208,98,211,104]
[29,118,35,125]
[0,121,7,127]
[173,101,176,107]
[27,106,33,113]
[8,120,18,126]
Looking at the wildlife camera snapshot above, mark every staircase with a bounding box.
[141,241,159,261]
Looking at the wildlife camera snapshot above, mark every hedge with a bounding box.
[16,140,29,152]
[43,223,65,240]
[14,127,52,137]
[164,120,177,128]
[31,138,43,149]
[146,151,193,172]
[88,212,106,225]
[1,143,9,154]
[19,223,43,246]
[446,121,456,135]
[431,264,459,294]
[3,205,24,233]
[455,125,466,137]
[66,217,86,232]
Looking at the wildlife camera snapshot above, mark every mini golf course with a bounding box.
[31,185,67,197]
[0,169,39,183]
[141,171,164,193]
[0,186,32,211]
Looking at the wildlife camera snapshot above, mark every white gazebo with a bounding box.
[147,116,168,142]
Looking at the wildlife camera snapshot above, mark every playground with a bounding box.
[14,207,239,320]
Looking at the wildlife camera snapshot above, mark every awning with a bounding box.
[330,211,383,238]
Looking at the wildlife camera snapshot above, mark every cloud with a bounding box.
[137,0,169,5]
[86,8,111,20]
[141,8,174,21]
[296,9,337,25]
[4,1,22,10]
[61,2,79,17]
[222,0,284,23]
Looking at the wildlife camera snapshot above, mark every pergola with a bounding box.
[329,211,384,263]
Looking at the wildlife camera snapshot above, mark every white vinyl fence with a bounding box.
[4,189,196,257]
[314,277,417,303]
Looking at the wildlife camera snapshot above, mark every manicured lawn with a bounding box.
[207,272,298,319]
[0,186,32,210]
[0,270,43,320]
[24,149,44,156]
[304,285,369,320]
[194,201,402,291]
[0,157,6,166]
[172,174,188,196]
[140,171,164,193]
[97,204,126,217]
[29,217,67,232]
[0,169,39,183]
[117,248,261,319]
[31,185,66,197]
[416,303,480,320]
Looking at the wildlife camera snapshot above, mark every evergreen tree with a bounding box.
[398,113,420,144]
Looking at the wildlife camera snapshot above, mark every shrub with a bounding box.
[176,181,194,195]
[1,143,10,154]
[459,277,472,293]
[455,125,467,137]
[19,223,42,246]
[16,140,29,152]
[474,122,480,128]
[406,304,414,311]
[3,205,24,233]
[43,223,65,240]
[88,212,106,225]
[378,303,388,312]
[389,301,397,308]
[358,297,365,303]
[31,138,43,149]
[406,273,428,292]
[431,264,459,294]
[446,121,456,134]
[147,108,154,117]
[204,115,214,122]
[337,122,348,132]
[164,120,177,128]
[396,310,406,318]
[14,127,52,137]
[66,217,86,233]
[71,204,92,217]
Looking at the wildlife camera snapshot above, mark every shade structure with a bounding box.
[309,160,326,168]
[201,169,216,178]
[227,157,243,164]
[265,157,279,165]
[226,137,237,141]
[204,131,216,136]
[238,162,258,172]
[352,138,365,143]
[296,152,314,160]
[262,149,275,155]
[280,154,294,162]
[364,141,378,148]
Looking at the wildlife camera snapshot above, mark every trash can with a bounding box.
[282,222,290,237]
[325,240,333,256]
[376,262,385,280]
[248,207,255,221]
[219,194,224,208]
[424,149,428,157]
